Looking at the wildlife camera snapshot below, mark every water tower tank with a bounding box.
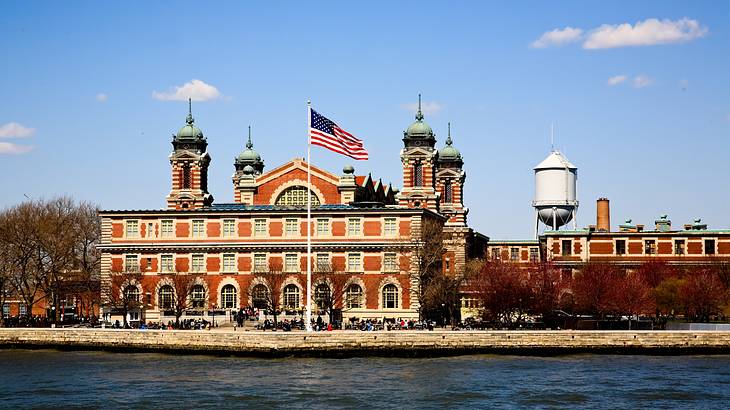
[533,150,578,235]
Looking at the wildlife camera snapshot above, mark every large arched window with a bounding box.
[314,284,331,310]
[283,284,300,309]
[221,284,237,309]
[159,285,174,310]
[252,284,269,309]
[346,284,362,309]
[275,186,320,206]
[191,285,206,308]
[382,284,399,309]
[124,285,139,303]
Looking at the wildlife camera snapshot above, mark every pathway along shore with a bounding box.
[1,329,730,357]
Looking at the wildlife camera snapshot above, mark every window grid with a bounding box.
[384,218,397,236]
[383,253,398,272]
[283,285,300,309]
[285,218,299,237]
[254,219,267,237]
[383,284,399,309]
[221,285,237,309]
[316,218,329,236]
[160,255,174,273]
[674,240,686,255]
[191,254,205,272]
[347,218,361,237]
[529,248,539,263]
[253,254,267,272]
[316,253,330,272]
[191,285,206,308]
[124,255,138,273]
[346,284,362,309]
[285,253,299,272]
[125,220,139,238]
[275,186,320,206]
[347,253,362,272]
[510,248,520,262]
[222,219,236,237]
[191,220,205,238]
[160,220,174,238]
[222,254,236,273]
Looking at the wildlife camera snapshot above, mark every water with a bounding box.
[0,350,729,409]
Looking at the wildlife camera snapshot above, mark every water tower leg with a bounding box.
[534,210,539,240]
[552,207,557,231]
[572,208,577,230]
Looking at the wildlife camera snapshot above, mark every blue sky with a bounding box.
[1,1,729,238]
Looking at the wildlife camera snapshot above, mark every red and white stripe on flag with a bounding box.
[309,109,368,160]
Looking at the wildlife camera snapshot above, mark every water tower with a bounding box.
[533,150,578,238]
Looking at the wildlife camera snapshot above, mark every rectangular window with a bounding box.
[222,254,236,272]
[644,240,656,255]
[191,254,205,272]
[491,248,501,260]
[146,222,154,238]
[285,253,299,272]
[529,247,539,263]
[674,240,685,255]
[510,247,520,262]
[444,181,453,203]
[561,240,572,257]
[384,252,398,272]
[124,254,138,272]
[705,239,716,255]
[222,219,236,237]
[19,304,26,317]
[616,240,626,255]
[316,218,329,236]
[414,162,423,187]
[125,220,139,238]
[2,303,9,318]
[384,218,397,236]
[160,254,174,273]
[191,220,205,238]
[254,219,267,237]
[316,253,330,272]
[285,218,299,237]
[347,218,361,237]
[253,253,267,272]
[347,253,362,272]
[160,220,173,238]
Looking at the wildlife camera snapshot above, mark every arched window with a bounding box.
[283,284,300,309]
[314,284,331,310]
[124,285,139,303]
[221,284,237,309]
[413,162,423,187]
[382,284,399,309]
[252,284,269,309]
[346,284,362,309]
[159,285,174,310]
[275,186,320,206]
[444,181,453,203]
[191,285,206,308]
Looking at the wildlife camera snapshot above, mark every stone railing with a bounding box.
[1,329,729,357]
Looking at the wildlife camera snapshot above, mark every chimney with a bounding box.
[596,198,610,232]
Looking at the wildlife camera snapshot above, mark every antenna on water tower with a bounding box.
[550,123,555,152]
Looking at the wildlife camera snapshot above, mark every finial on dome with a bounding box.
[415,93,424,121]
[446,122,453,146]
[186,98,194,125]
[246,125,253,149]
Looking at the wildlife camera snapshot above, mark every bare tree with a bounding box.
[250,260,287,327]
[407,217,446,320]
[312,261,353,325]
[104,269,144,328]
[166,272,202,326]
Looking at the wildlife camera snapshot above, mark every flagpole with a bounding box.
[306,100,313,332]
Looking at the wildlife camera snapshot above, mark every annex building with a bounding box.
[98,102,486,324]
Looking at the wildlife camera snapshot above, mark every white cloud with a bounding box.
[583,18,707,49]
[607,75,628,86]
[96,93,108,102]
[0,142,34,154]
[401,101,443,116]
[531,27,583,48]
[0,122,36,139]
[152,79,222,101]
[632,75,654,88]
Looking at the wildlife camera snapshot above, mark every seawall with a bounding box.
[1,329,730,357]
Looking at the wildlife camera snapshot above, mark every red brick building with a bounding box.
[99,100,486,324]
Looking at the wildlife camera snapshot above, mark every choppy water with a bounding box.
[0,350,729,409]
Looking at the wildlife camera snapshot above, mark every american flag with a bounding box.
[309,109,368,160]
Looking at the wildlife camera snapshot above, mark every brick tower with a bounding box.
[436,123,467,227]
[166,99,213,210]
[396,94,439,211]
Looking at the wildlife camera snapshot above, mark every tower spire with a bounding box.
[246,125,253,149]
[446,122,452,145]
[186,98,194,125]
[415,93,424,121]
